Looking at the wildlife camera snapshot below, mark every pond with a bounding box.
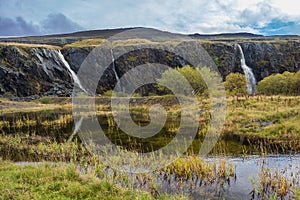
[0,110,265,156]
[1,110,299,199]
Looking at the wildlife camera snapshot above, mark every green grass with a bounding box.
[0,160,186,200]
[39,96,51,104]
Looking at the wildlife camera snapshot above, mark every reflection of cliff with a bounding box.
[0,40,299,97]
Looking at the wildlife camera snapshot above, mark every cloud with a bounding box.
[0,13,83,37]
[0,0,299,36]
[41,13,83,34]
[0,16,40,36]
[153,0,300,35]
[236,1,281,28]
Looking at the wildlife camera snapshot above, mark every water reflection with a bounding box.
[0,110,268,156]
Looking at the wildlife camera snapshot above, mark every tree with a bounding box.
[292,70,300,95]
[224,73,247,97]
[157,65,210,96]
[177,65,208,96]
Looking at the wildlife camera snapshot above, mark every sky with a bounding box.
[0,0,299,37]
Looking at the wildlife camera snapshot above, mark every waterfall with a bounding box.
[236,44,257,94]
[110,49,122,92]
[110,49,120,82]
[56,50,88,94]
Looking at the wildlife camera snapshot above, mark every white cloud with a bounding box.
[0,0,299,36]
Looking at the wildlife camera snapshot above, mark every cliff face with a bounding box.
[241,42,300,79]
[202,41,300,81]
[0,46,73,98]
[0,40,299,98]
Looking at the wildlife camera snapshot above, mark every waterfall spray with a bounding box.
[236,44,256,94]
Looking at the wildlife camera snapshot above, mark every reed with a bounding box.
[250,158,300,199]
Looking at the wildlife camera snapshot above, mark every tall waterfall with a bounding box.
[236,44,256,94]
[110,49,120,82]
[56,50,88,94]
[110,49,122,92]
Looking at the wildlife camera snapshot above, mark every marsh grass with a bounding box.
[0,159,188,200]
[0,134,84,162]
[162,156,235,187]
[225,96,300,141]
[250,158,300,199]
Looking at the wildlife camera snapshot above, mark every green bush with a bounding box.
[39,97,51,104]
[256,71,300,95]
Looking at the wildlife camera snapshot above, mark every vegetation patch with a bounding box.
[63,38,106,48]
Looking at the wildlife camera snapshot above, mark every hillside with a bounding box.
[1,27,299,46]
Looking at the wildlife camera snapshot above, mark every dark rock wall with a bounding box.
[0,40,299,97]
[201,41,300,81]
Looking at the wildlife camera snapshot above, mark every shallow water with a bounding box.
[2,110,300,198]
[0,110,73,142]
[151,154,299,199]
[0,110,261,156]
[206,154,300,199]
[15,154,300,199]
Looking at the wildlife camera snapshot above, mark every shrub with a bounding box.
[224,73,247,97]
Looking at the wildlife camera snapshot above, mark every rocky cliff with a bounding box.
[202,41,300,81]
[0,46,73,98]
[0,40,299,98]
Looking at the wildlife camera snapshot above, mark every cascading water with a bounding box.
[236,44,256,94]
[110,49,122,92]
[110,49,119,81]
[56,50,88,94]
